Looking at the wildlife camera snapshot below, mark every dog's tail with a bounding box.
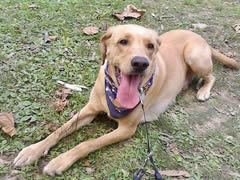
[211,48,239,69]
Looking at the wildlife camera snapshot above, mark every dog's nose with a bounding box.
[131,56,149,72]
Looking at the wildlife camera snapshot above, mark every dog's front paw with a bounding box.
[197,88,210,101]
[43,152,74,176]
[14,142,49,167]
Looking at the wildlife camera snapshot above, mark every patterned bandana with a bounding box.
[105,65,154,119]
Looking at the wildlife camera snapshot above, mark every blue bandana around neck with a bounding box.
[104,65,154,119]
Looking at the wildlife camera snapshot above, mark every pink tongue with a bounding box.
[116,73,141,109]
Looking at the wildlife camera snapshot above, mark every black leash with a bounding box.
[133,89,162,180]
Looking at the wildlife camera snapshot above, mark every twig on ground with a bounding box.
[57,80,88,92]
[159,132,173,139]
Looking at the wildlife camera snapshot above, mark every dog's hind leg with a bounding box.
[184,42,216,101]
[14,103,99,167]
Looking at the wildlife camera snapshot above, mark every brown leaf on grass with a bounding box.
[83,27,99,35]
[55,98,69,112]
[83,160,90,167]
[160,170,190,178]
[0,112,17,136]
[232,24,240,34]
[62,88,72,99]
[113,5,146,21]
[55,86,72,112]
[168,142,180,155]
[44,31,57,43]
[45,122,57,131]
[147,169,190,178]
[55,86,72,100]
[49,36,57,41]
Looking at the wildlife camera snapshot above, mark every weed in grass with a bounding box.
[183,0,195,6]
[212,0,224,11]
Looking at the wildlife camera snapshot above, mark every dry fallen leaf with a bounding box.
[168,142,180,155]
[55,86,72,99]
[0,112,17,136]
[83,160,90,167]
[44,31,57,43]
[55,86,72,112]
[112,4,146,21]
[232,24,240,34]
[147,169,190,178]
[49,36,57,41]
[45,122,57,131]
[160,170,190,178]
[62,88,72,99]
[55,98,69,112]
[83,27,99,35]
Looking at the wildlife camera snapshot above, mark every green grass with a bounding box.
[0,0,240,179]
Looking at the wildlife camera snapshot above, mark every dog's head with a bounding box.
[100,24,161,109]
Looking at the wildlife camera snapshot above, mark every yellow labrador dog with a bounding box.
[14,24,239,176]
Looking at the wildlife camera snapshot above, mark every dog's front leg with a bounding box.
[14,103,98,167]
[43,120,138,176]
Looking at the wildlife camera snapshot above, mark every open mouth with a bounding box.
[115,66,142,109]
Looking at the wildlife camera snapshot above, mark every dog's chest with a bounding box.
[140,96,176,123]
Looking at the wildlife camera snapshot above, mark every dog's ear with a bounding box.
[100,28,113,64]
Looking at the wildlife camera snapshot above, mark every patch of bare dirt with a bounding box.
[195,116,226,135]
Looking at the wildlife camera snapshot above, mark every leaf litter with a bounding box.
[147,169,190,178]
[44,31,57,43]
[54,81,88,112]
[45,122,57,132]
[112,5,146,21]
[55,86,72,112]
[83,160,90,167]
[0,112,17,136]
[232,24,240,34]
[83,27,99,35]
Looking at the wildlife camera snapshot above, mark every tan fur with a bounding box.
[14,24,239,176]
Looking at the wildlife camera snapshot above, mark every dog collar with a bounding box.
[104,65,154,119]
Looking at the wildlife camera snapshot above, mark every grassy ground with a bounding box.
[0,0,240,179]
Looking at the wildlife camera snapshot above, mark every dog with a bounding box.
[14,24,239,176]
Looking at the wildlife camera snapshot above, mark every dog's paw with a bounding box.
[14,142,48,167]
[197,89,210,101]
[43,152,74,176]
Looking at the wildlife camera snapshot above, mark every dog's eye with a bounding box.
[119,39,128,45]
[147,43,154,50]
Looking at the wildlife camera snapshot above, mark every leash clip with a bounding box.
[133,152,153,180]
[138,88,145,105]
